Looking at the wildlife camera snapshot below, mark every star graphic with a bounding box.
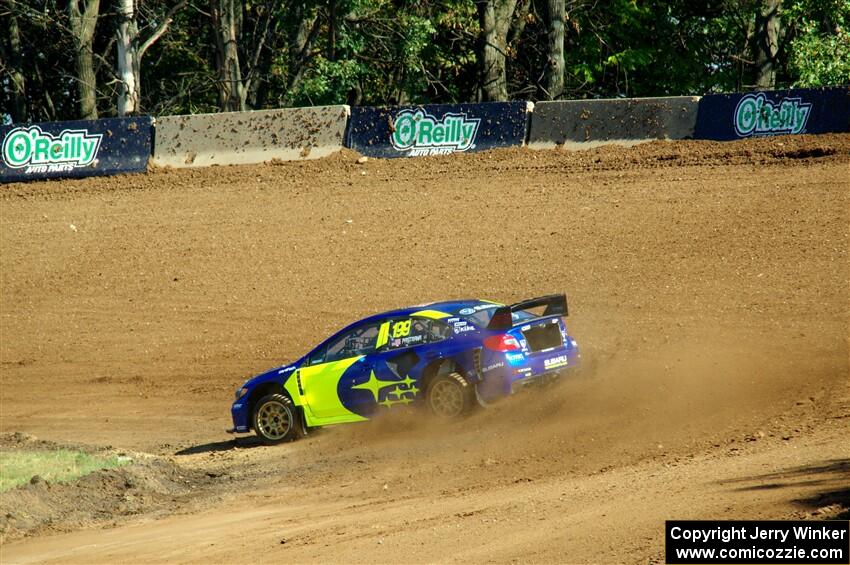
[352,370,403,403]
[380,391,414,408]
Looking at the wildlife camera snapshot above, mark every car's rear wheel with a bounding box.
[426,372,473,418]
[253,394,299,444]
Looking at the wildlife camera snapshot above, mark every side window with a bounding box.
[381,318,451,351]
[306,345,327,366]
[324,323,381,363]
[428,320,452,341]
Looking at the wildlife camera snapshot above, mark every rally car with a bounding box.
[228,295,580,444]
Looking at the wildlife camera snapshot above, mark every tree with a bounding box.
[4,0,848,124]
[209,0,295,112]
[543,0,564,99]
[786,0,850,86]
[477,0,519,101]
[68,0,101,119]
[246,0,307,108]
[116,0,187,115]
[753,0,782,88]
[210,0,245,111]
[0,0,27,122]
[116,0,139,114]
[262,0,318,107]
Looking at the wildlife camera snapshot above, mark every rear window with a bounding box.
[460,304,537,328]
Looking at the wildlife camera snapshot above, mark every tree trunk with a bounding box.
[328,0,337,61]
[508,0,530,46]
[543,0,565,100]
[283,4,320,106]
[68,0,101,119]
[477,0,519,102]
[3,0,27,122]
[247,43,273,109]
[754,0,781,89]
[211,0,246,111]
[120,0,188,114]
[116,0,140,115]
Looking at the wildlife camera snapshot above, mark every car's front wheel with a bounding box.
[426,372,473,418]
[253,394,299,444]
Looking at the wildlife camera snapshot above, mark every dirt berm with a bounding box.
[0,135,848,563]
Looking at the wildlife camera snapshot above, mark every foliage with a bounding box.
[785,0,850,86]
[1,0,848,121]
[0,449,129,492]
[140,2,220,115]
[287,0,467,106]
[1,1,81,121]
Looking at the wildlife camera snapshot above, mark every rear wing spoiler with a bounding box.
[487,294,568,331]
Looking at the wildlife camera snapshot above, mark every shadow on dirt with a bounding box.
[725,459,850,519]
[729,459,848,489]
[174,436,265,455]
[802,487,850,520]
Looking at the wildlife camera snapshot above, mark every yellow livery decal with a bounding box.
[376,321,391,348]
[411,309,451,319]
[298,356,368,425]
[392,319,412,338]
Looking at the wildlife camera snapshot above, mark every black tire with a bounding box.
[426,372,474,418]
[252,394,299,444]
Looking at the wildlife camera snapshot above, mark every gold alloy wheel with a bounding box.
[256,400,291,440]
[429,379,464,417]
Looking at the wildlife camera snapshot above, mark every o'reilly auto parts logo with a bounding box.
[2,125,102,174]
[734,93,812,137]
[391,109,480,156]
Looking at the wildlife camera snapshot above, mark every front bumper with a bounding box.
[230,401,251,434]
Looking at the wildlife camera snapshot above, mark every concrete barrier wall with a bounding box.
[528,96,700,149]
[10,88,846,180]
[152,106,349,168]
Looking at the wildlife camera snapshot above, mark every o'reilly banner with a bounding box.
[346,101,530,158]
[695,86,850,141]
[1,116,152,182]
[733,93,811,136]
[391,109,480,155]
[3,126,103,174]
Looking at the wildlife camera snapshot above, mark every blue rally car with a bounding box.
[229,295,580,444]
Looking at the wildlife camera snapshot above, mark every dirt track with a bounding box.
[1,135,848,563]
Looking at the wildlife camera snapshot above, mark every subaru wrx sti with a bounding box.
[228,295,580,443]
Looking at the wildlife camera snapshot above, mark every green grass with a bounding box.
[0,449,130,492]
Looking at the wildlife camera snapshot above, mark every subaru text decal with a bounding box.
[734,93,812,137]
[2,125,103,174]
[544,355,569,370]
[391,109,480,156]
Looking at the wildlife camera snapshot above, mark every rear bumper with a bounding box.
[507,344,580,380]
[476,343,580,401]
[510,365,577,393]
